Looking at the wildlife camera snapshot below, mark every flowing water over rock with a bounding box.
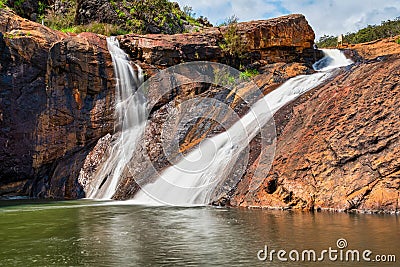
[312,49,353,71]
[87,47,352,205]
[130,49,353,206]
[85,37,146,199]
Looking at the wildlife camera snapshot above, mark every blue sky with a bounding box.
[174,0,400,39]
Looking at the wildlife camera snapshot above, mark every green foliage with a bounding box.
[42,0,126,36]
[317,17,400,47]
[0,0,6,9]
[43,0,76,31]
[316,35,337,48]
[13,0,23,7]
[3,30,32,39]
[219,16,247,67]
[219,16,245,57]
[113,0,210,34]
[4,32,16,39]
[116,8,126,19]
[9,0,24,15]
[11,0,207,36]
[36,1,48,22]
[213,68,237,88]
[60,27,76,33]
[113,0,189,34]
[240,69,259,81]
[61,23,128,36]
[37,1,46,15]
[185,16,202,27]
[396,37,400,45]
[213,67,258,89]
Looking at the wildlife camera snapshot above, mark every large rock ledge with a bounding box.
[118,14,318,70]
[231,55,400,213]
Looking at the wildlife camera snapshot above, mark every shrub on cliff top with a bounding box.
[116,0,185,34]
[219,16,248,68]
[5,0,50,21]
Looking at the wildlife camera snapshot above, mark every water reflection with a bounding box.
[0,201,398,266]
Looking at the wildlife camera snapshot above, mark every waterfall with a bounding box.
[86,37,146,199]
[312,49,353,71]
[130,49,353,206]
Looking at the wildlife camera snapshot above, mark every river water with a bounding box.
[0,200,398,266]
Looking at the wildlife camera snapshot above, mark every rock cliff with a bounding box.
[0,9,115,198]
[33,32,115,198]
[0,8,63,196]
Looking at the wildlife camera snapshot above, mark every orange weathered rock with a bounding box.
[348,36,400,60]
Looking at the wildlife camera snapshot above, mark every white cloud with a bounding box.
[230,0,280,22]
[174,0,400,39]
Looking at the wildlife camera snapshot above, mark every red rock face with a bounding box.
[0,9,64,196]
[231,55,400,213]
[33,32,116,198]
[34,33,115,167]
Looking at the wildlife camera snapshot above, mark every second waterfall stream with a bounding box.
[131,49,352,206]
[92,39,353,205]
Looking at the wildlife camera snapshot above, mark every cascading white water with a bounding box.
[87,37,146,199]
[312,49,353,71]
[131,49,353,206]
